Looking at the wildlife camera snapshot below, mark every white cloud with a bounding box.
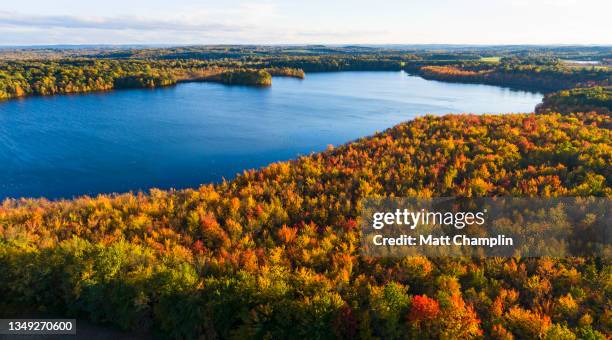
[0,8,388,45]
[0,11,245,32]
[0,0,610,45]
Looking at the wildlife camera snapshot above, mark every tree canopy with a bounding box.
[1,111,610,338]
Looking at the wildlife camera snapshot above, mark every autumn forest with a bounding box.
[0,45,611,339]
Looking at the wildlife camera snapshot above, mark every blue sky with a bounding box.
[1,0,610,45]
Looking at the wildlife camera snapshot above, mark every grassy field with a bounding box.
[480,56,501,63]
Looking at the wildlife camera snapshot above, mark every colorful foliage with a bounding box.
[0,111,610,338]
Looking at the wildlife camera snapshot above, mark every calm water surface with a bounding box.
[0,71,542,199]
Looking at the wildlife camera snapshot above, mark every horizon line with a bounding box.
[1,43,612,48]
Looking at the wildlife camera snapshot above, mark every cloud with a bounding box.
[0,1,610,45]
[0,11,245,33]
[0,9,389,45]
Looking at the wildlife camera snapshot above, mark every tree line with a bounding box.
[536,86,611,115]
[1,51,610,100]
[0,59,306,100]
[418,62,611,92]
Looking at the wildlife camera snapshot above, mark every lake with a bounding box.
[0,71,542,199]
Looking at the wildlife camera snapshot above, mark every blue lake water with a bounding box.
[0,71,542,199]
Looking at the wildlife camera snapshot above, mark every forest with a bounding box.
[0,45,611,339]
[0,59,307,99]
[1,46,610,100]
[1,109,610,338]
[418,63,610,92]
[536,87,611,115]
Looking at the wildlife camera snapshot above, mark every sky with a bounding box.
[0,0,610,46]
